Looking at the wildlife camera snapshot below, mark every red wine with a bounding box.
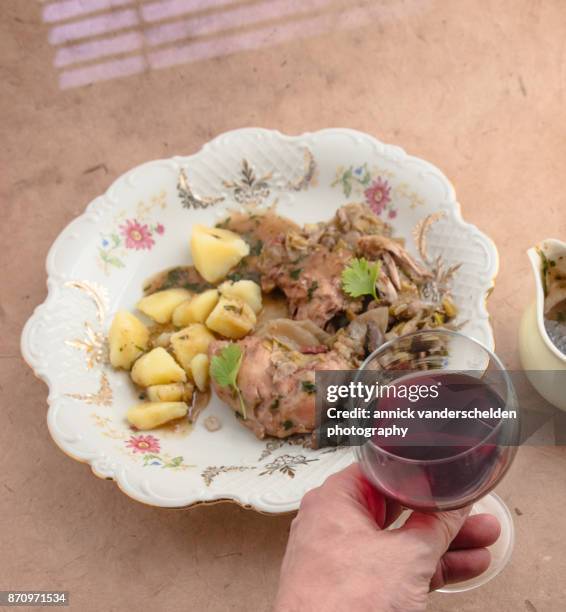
[360,372,516,511]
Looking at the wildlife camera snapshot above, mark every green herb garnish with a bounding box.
[290,268,302,280]
[307,280,319,301]
[210,344,247,419]
[215,216,231,229]
[166,268,183,285]
[341,258,381,301]
[157,267,184,289]
[226,272,243,282]
[223,304,241,313]
[184,281,210,292]
[250,239,263,257]
[301,381,317,394]
[283,419,294,430]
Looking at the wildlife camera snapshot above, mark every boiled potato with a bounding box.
[137,288,192,324]
[127,401,188,430]
[108,310,150,370]
[170,324,215,372]
[205,296,256,339]
[131,347,186,386]
[218,280,262,314]
[190,224,249,283]
[146,382,194,403]
[190,354,210,392]
[172,289,219,327]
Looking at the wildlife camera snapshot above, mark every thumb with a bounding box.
[399,505,472,559]
[321,464,388,528]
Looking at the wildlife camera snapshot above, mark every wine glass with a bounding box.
[354,329,519,592]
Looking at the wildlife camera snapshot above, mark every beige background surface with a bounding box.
[2,0,566,610]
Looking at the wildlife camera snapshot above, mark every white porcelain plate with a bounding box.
[21,128,498,513]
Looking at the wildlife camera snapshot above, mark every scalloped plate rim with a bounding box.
[20,127,499,513]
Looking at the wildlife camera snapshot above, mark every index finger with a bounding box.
[449,513,501,550]
[400,505,472,559]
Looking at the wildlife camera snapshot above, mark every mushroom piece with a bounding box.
[332,307,389,364]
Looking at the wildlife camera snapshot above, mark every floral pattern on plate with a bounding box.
[332,162,425,218]
[97,191,167,273]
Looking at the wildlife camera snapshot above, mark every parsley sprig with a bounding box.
[341,258,381,301]
[301,380,317,394]
[210,344,247,419]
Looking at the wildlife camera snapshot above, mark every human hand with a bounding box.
[274,464,500,612]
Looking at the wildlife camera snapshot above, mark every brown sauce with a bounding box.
[143,265,212,295]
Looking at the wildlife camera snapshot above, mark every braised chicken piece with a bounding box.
[209,312,388,439]
[258,240,357,327]
[254,203,394,328]
[209,335,344,439]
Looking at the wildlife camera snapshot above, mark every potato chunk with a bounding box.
[108,311,150,370]
[190,354,210,392]
[205,296,256,339]
[146,382,194,403]
[218,280,262,314]
[172,289,219,327]
[131,347,186,386]
[137,288,192,324]
[127,401,188,430]
[170,324,215,372]
[190,224,249,283]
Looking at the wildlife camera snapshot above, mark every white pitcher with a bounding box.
[519,239,566,410]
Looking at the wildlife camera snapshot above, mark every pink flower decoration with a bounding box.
[119,219,155,250]
[364,177,392,215]
[155,223,165,235]
[126,434,160,454]
[388,209,397,219]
